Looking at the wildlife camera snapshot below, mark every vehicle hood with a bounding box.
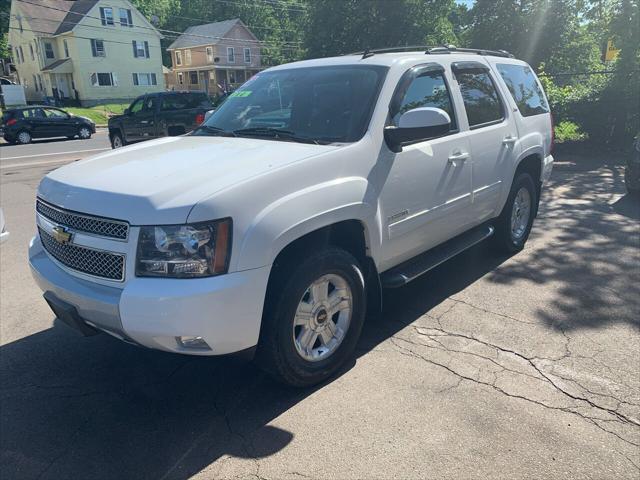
[38,136,338,224]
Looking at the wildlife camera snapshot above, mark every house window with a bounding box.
[206,46,214,63]
[244,48,251,64]
[132,73,157,86]
[91,39,105,57]
[90,72,116,86]
[132,40,149,58]
[44,43,54,59]
[19,46,25,63]
[37,74,44,91]
[178,72,184,85]
[227,47,235,63]
[63,39,69,58]
[119,8,133,27]
[29,44,35,61]
[184,49,192,65]
[33,75,38,91]
[18,18,23,32]
[189,71,198,85]
[175,51,182,66]
[100,7,114,26]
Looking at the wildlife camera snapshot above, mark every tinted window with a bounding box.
[497,64,549,117]
[161,94,187,111]
[43,108,67,119]
[199,65,387,143]
[394,71,457,131]
[129,98,144,114]
[456,70,503,128]
[183,93,213,109]
[21,108,45,119]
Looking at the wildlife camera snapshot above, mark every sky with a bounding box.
[456,0,475,7]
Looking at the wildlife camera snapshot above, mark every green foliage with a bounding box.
[67,104,129,125]
[554,121,587,143]
[304,0,457,58]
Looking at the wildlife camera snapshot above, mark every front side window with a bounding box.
[133,40,149,58]
[91,39,105,57]
[119,8,133,27]
[43,108,68,119]
[175,51,182,66]
[393,70,457,131]
[44,43,54,59]
[90,72,116,86]
[244,48,251,64]
[497,63,549,117]
[455,69,504,128]
[133,73,157,86]
[198,65,388,144]
[100,7,114,26]
[129,98,144,114]
[227,47,235,63]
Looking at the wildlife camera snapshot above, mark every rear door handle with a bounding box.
[503,135,518,145]
[448,152,470,165]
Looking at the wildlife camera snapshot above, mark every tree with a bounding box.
[304,0,457,58]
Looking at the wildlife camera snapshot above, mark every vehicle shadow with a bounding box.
[0,242,507,480]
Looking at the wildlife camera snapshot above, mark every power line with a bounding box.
[14,0,303,47]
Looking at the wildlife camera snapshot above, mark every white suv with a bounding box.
[29,47,553,386]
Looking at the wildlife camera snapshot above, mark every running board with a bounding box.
[380,225,495,288]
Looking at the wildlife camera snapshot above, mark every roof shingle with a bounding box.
[167,19,241,49]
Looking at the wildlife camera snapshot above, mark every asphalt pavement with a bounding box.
[0,142,638,479]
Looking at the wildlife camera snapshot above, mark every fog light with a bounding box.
[176,336,211,350]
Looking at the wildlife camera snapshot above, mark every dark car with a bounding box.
[626,133,640,195]
[1,106,95,145]
[108,91,214,148]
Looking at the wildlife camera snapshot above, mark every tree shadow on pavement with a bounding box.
[487,150,640,332]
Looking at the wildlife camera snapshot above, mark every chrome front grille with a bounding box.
[36,199,129,240]
[38,227,125,281]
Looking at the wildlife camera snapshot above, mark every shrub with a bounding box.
[554,121,587,143]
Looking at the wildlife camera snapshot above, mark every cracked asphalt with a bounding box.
[1,146,639,479]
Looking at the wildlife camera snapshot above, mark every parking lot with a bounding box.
[1,144,639,479]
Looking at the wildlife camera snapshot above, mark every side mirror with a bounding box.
[124,108,130,115]
[384,107,451,153]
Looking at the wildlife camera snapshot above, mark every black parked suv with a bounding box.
[1,106,95,145]
[108,91,214,148]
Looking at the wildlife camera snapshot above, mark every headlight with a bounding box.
[136,218,232,278]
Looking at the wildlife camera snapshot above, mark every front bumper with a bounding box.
[542,154,554,184]
[29,236,271,355]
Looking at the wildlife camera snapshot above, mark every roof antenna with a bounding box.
[362,48,374,59]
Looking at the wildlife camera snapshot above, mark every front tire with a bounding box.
[110,131,124,149]
[78,126,92,140]
[493,172,537,253]
[257,248,366,387]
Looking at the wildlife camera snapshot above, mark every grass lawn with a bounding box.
[66,103,129,125]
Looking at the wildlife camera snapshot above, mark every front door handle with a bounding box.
[503,135,518,145]
[448,152,470,165]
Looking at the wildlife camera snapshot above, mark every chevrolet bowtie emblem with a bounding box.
[52,226,72,245]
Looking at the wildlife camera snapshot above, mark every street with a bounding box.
[0,144,639,479]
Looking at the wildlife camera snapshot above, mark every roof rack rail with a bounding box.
[347,45,515,59]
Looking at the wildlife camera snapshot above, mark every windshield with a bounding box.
[194,65,388,144]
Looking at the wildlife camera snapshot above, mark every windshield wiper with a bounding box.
[233,127,321,145]
[192,125,236,137]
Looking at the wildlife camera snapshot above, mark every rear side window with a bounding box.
[161,94,188,111]
[394,71,457,131]
[496,64,549,117]
[455,70,504,128]
[183,93,213,109]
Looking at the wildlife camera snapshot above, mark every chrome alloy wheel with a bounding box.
[79,127,91,139]
[293,273,352,362]
[17,131,31,144]
[510,187,531,241]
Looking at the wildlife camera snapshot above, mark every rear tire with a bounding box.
[493,172,537,253]
[110,131,125,149]
[16,130,32,145]
[256,248,366,387]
